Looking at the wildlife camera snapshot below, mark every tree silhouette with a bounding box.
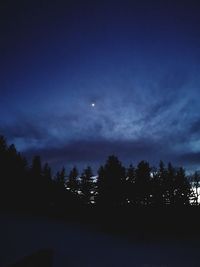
[55,167,66,186]
[0,137,28,209]
[135,161,151,206]
[28,156,43,209]
[53,167,68,213]
[97,155,126,207]
[150,161,166,207]
[80,166,94,205]
[8,144,28,208]
[160,162,175,205]
[29,157,54,210]
[0,135,7,151]
[31,155,42,178]
[41,163,53,209]
[0,134,196,224]
[125,164,136,205]
[96,165,105,205]
[66,167,79,194]
[190,171,200,205]
[173,167,190,206]
[43,163,52,181]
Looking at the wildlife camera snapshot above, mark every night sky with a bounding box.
[1,0,200,171]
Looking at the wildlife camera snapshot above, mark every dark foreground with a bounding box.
[0,210,200,267]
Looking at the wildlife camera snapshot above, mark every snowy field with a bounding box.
[0,213,199,267]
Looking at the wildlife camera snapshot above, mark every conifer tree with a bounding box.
[97,155,126,207]
[80,166,94,204]
[135,161,151,206]
[174,167,191,206]
[66,167,79,194]
[125,164,136,205]
[191,171,200,205]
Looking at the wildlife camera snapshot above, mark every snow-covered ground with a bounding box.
[0,213,199,267]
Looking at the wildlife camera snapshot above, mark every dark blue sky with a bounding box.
[1,0,200,171]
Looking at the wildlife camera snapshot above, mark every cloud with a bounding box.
[175,152,200,172]
[0,120,47,141]
[22,134,200,172]
[189,119,200,136]
[1,91,199,172]
[22,137,169,170]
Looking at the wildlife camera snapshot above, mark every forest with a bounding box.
[1,135,200,238]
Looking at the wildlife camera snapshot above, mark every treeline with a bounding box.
[0,135,199,215]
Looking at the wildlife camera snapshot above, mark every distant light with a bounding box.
[91,103,95,107]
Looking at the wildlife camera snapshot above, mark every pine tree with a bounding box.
[125,164,136,205]
[43,163,52,181]
[135,161,151,206]
[80,166,94,204]
[42,163,53,208]
[55,167,66,186]
[173,167,191,206]
[31,155,42,178]
[66,167,79,194]
[191,171,200,205]
[165,162,176,205]
[96,155,126,207]
[152,161,167,206]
